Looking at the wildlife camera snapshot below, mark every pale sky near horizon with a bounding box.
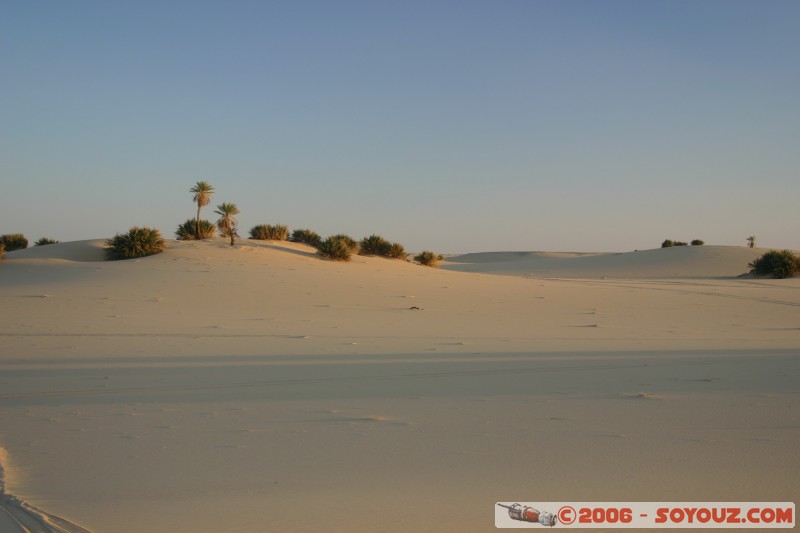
[2,1,798,253]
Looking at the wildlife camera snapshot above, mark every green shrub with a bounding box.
[1,234,28,251]
[387,242,408,259]
[34,237,60,246]
[691,239,705,246]
[359,234,392,256]
[748,250,800,279]
[415,250,443,267]
[176,219,216,240]
[289,229,322,248]
[105,227,167,261]
[661,239,674,248]
[249,224,289,241]
[317,236,354,261]
[358,235,408,259]
[674,241,688,246]
[329,234,359,253]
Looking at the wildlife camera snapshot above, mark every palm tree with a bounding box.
[747,235,756,249]
[215,202,240,246]
[190,181,215,239]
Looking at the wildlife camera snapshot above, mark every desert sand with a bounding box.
[1,239,798,532]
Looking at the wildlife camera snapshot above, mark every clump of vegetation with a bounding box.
[747,235,757,248]
[674,241,688,246]
[34,237,60,246]
[662,239,687,247]
[387,242,408,259]
[176,219,216,240]
[249,224,289,241]
[1,234,28,251]
[317,236,354,261]
[190,181,215,239]
[358,234,408,259]
[215,203,240,246]
[748,250,800,279]
[359,234,392,256]
[329,234,359,253]
[105,227,166,261]
[0,242,5,259]
[415,251,443,267]
[691,239,705,246]
[289,229,322,248]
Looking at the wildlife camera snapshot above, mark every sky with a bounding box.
[2,0,798,253]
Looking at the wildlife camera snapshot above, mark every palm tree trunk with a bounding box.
[196,205,201,239]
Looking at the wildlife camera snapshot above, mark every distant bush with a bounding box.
[358,235,408,259]
[289,229,322,248]
[748,250,800,279]
[691,239,705,246]
[249,224,289,241]
[1,234,28,251]
[674,241,688,246]
[329,234,359,253]
[34,237,60,246]
[359,234,392,256]
[176,219,216,240]
[105,227,166,261]
[317,236,354,261]
[387,242,408,259]
[415,251,443,267]
[661,239,674,248]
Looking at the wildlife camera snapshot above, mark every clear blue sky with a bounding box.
[2,0,798,253]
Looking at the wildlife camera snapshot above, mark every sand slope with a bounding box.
[442,245,770,279]
[1,239,798,532]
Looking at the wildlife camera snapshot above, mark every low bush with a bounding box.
[387,242,408,259]
[330,234,359,253]
[415,251,443,267]
[748,250,800,279]
[176,219,216,240]
[358,234,408,259]
[359,234,392,256]
[105,227,166,261]
[34,237,60,246]
[674,241,688,246]
[1,234,28,251]
[661,239,674,248]
[691,239,705,246]
[249,224,289,241]
[317,236,354,261]
[289,229,322,248]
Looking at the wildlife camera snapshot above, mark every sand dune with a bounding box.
[5,240,107,263]
[1,239,798,532]
[443,245,770,279]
